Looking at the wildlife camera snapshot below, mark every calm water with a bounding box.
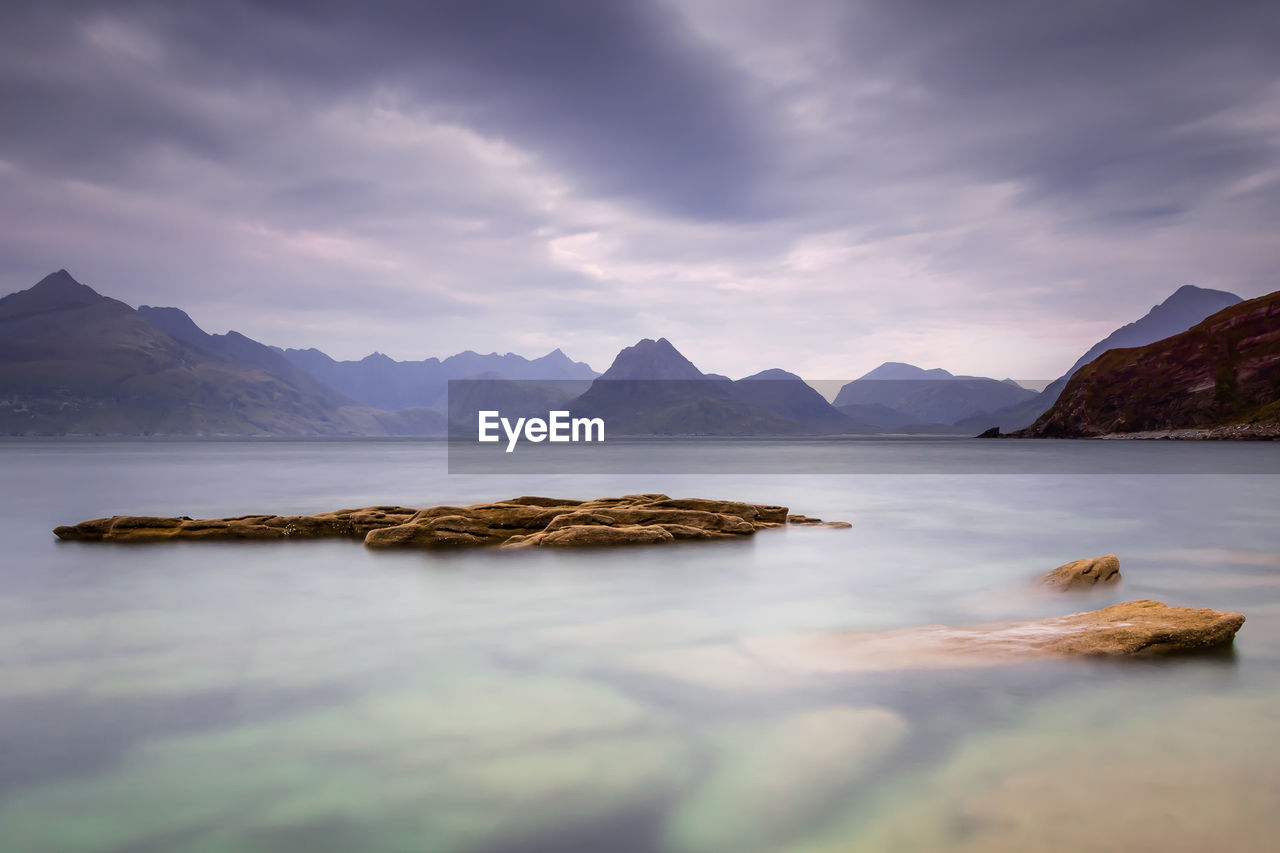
[2,438,1279,852]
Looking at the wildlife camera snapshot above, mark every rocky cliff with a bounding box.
[1021,290,1280,437]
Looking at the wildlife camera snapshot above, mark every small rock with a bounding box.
[1041,554,1122,590]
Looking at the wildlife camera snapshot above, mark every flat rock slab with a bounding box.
[632,601,1245,689]
[54,494,850,550]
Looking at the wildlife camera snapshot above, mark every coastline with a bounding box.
[984,422,1280,440]
[1095,423,1280,440]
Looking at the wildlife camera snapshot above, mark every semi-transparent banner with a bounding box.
[445,379,1280,474]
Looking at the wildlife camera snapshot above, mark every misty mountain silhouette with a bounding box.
[833,361,1036,425]
[139,305,358,410]
[0,271,445,435]
[3,271,1255,438]
[281,343,598,410]
[566,339,866,435]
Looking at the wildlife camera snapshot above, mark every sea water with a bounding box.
[1,438,1278,852]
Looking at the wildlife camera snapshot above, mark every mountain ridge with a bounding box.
[961,284,1244,432]
[0,271,445,436]
[281,342,599,410]
[1019,290,1280,436]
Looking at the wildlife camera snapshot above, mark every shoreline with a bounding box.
[1095,423,1280,440]
[984,422,1280,440]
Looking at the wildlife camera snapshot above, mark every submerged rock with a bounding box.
[665,706,907,853]
[822,693,1280,853]
[633,600,1245,688]
[54,495,848,550]
[753,600,1246,668]
[1041,553,1122,590]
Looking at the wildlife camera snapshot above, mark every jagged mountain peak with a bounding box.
[600,338,705,381]
[0,269,108,319]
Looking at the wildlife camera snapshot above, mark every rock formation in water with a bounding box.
[1041,554,1122,590]
[54,494,849,549]
[632,600,1246,688]
[1020,290,1280,437]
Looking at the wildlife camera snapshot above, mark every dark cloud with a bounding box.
[0,0,771,220]
[823,0,1280,220]
[0,0,1277,377]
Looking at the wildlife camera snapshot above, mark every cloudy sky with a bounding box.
[1,0,1277,379]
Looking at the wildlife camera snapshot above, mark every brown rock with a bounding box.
[1038,599,1244,656]
[365,514,501,549]
[1041,554,1122,590]
[787,514,852,528]
[544,511,620,531]
[656,523,723,540]
[503,524,675,548]
[581,507,755,534]
[54,495,810,551]
[643,498,788,524]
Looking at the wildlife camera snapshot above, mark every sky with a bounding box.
[1,0,1278,380]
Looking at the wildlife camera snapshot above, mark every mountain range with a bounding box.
[563,339,849,435]
[0,269,1258,436]
[0,271,445,436]
[280,346,597,411]
[833,362,1038,425]
[0,271,596,436]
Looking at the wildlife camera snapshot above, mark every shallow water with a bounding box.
[1,438,1279,852]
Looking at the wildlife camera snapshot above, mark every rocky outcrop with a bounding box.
[1032,600,1243,656]
[1020,289,1280,437]
[631,601,1245,688]
[54,494,849,550]
[787,514,853,529]
[1041,554,1121,590]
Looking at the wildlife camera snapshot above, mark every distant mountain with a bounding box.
[138,305,357,410]
[0,271,444,436]
[730,368,864,433]
[857,362,954,382]
[280,345,598,410]
[445,376,585,434]
[1020,290,1280,436]
[590,337,705,381]
[833,362,1036,425]
[568,339,847,435]
[961,285,1244,432]
[835,402,915,430]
